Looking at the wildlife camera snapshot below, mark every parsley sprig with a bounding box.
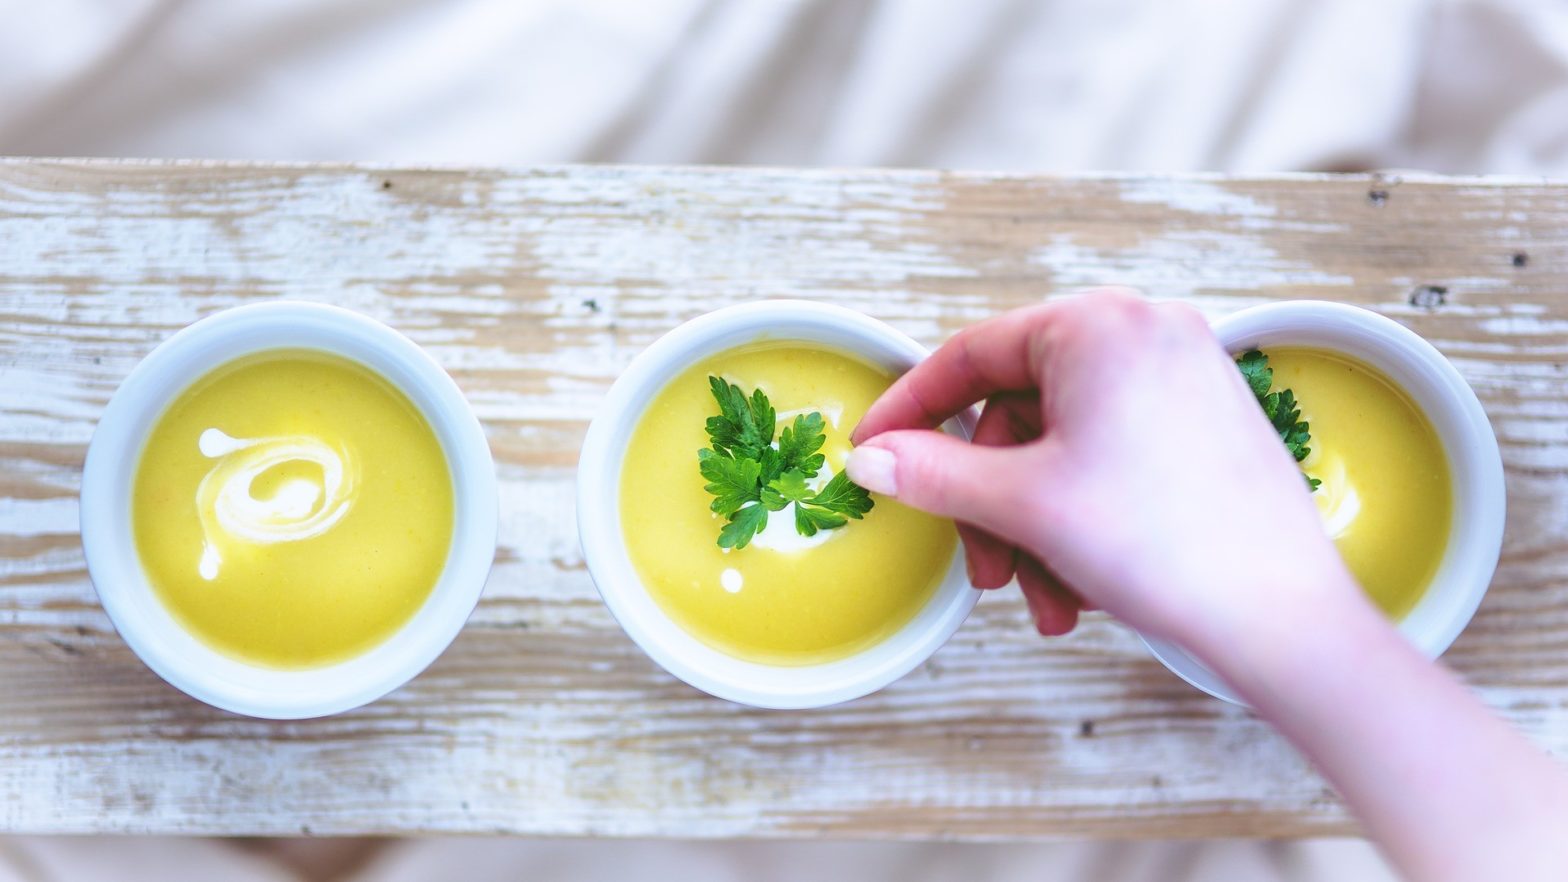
[698,376,874,549]
[1237,349,1322,491]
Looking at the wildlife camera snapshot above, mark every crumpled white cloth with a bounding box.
[0,0,1554,879]
[1,0,1564,172]
[0,836,1396,882]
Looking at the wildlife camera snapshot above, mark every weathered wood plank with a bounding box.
[1,160,1564,837]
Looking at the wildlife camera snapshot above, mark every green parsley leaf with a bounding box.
[697,448,761,515]
[805,469,874,519]
[775,412,827,479]
[698,376,877,548]
[761,467,813,510]
[718,504,770,550]
[795,504,848,536]
[1236,349,1273,399]
[1236,349,1321,491]
[704,376,773,460]
[760,467,875,537]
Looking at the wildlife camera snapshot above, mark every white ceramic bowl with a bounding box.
[577,300,979,709]
[80,301,498,719]
[1142,300,1507,704]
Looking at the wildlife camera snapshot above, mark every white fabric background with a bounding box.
[2,0,1566,172]
[2,0,1563,878]
[1,836,1399,882]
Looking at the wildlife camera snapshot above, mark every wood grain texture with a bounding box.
[1,159,1565,838]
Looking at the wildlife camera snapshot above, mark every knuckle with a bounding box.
[1062,288,1154,342]
[1160,300,1210,333]
[1084,285,1146,306]
[1074,287,1149,323]
[1152,301,1215,349]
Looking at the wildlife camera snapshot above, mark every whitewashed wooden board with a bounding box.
[1,160,1564,837]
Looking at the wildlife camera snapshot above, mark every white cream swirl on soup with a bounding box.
[1307,447,1362,541]
[194,428,359,580]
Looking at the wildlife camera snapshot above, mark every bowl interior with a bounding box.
[1145,301,1505,704]
[81,302,497,718]
[577,302,979,709]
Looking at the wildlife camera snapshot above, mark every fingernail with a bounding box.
[845,446,897,497]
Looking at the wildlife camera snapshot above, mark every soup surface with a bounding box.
[133,349,454,668]
[1267,347,1452,618]
[620,343,957,665]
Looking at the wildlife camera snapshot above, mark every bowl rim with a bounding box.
[1141,299,1507,704]
[79,300,498,719]
[576,299,980,709]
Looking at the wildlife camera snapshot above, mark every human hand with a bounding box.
[846,289,1361,655]
[848,289,1568,881]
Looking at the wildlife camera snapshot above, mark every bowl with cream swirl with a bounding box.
[81,301,497,719]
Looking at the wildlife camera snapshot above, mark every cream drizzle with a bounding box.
[194,428,358,580]
[1311,451,1361,541]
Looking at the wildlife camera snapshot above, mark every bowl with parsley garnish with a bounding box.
[577,301,979,708]
[1142,300,1505,704]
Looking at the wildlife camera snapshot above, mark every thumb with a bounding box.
[845,429,1037,541]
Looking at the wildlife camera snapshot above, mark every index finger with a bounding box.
[852,301,1062,443]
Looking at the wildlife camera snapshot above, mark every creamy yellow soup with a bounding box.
[1266,347,1453,618]
[132,350,454,669]
[620,343,957,665]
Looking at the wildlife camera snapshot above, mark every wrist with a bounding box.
[1185,568,1393,709]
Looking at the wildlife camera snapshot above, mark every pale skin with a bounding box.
[844,288,1568,881]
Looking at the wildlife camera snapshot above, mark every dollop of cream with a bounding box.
[775,404,844,432]
[195,428,358,580]
[1311,451,1361,541]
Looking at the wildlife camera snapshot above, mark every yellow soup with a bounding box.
[1267,347,1453,618]
[620,343,957,665]
[133,350,454,668]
